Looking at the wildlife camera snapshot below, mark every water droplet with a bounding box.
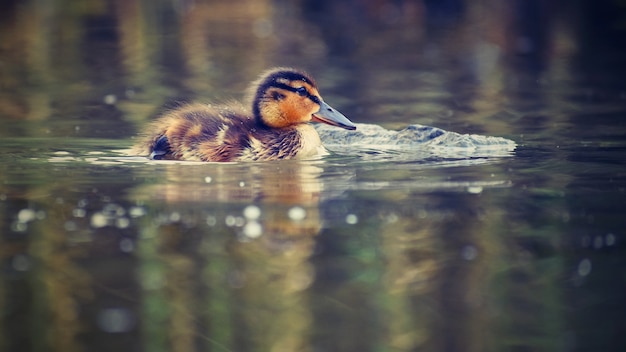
[288,206,306,221]
[593,235,603,249]
[467,186,483,194]
[578,258,592,276]
[606,233,616,246]
[385,213,398,223]
[90,212,108,228]
[103,203,125,217]
[11,222,27,232]
[125,88,136,98]
[461,245,478,260]
[17,209,36,223]
[73,208,86,218]
[103,94,117,105]
[225,215,236,227]
[239,181,245,187]
[204,176,212,183]
[64,221,77,231]
[243,221,263,238]
[97,308,135,333]
[345,214,358,225]
[169,212,181,222]
[120,238,134,253]
[206,215,217,226]
[129,206,146,218]
[116,217,130,229]
[243,205,261,220]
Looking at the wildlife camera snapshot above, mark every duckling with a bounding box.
[133,67,356,162]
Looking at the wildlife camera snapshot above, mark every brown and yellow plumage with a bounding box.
[133,67,356,162]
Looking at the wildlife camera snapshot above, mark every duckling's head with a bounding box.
[250,68,356,130]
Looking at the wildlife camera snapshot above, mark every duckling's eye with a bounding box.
[295,87,307,96]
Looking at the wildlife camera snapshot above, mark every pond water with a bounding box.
[1,1,626,351]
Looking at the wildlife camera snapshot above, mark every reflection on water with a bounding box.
[1,0,626,351]
[1,145,521,351]
[0,135,617,351]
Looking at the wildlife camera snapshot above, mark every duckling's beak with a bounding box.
[312,101,356,130]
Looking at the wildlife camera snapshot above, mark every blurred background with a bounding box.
[1,0,624,136]
[1,1,626,352]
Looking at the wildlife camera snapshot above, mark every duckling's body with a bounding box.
[133,68,355,162]
[135,103,326,162]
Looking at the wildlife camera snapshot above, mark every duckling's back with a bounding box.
[133,103,254,162]
[133,103,318,162]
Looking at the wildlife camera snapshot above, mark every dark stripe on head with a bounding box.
[267,68,316,86]
[252,68,319,122]
[271,82,322,104]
